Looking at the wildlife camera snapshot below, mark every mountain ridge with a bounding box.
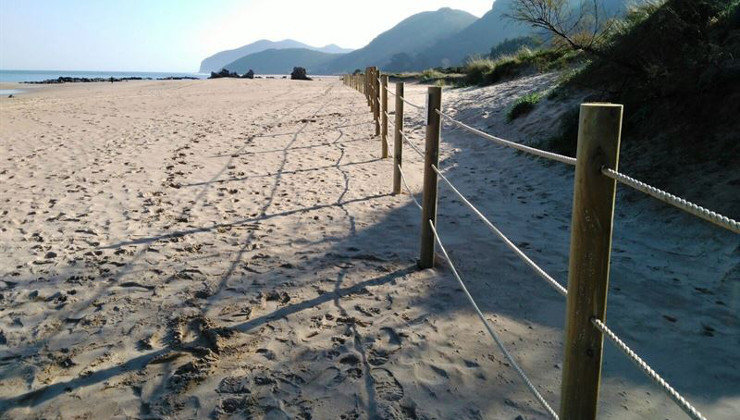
[318,7,478,73]
[223,48,343,74]
[200,39,353,73]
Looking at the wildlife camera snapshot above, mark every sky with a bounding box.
[0,0,494,72]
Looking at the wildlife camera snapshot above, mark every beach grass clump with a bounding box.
[419,68,445,82]
[464,46,583,87]
[506,92,543,121]
[464,57,497,85]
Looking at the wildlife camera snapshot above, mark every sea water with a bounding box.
[0,70,208,83]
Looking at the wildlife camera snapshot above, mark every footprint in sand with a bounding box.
[312,366,344,389]
[372,367,404,402]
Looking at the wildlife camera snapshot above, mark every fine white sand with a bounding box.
[0,77,737,419]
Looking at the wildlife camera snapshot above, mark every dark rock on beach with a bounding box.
[242,69,255,79]
[290,67,311,81]
[209,69,240,79]
[23,76,199,84]
[158,76,199,80]
[25,77,148,84]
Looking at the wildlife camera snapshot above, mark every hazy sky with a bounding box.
[0,0,494,72]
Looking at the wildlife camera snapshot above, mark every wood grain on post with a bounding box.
[373,69,380,137]
[560,103,623,420]
[419,86,442,269]
[392,82,404,194]
[381,75,389,158]
[365,67,370,102]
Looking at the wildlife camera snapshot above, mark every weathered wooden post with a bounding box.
[392,82,404,194]
[560,103,623,420]
[381,75,389,158]
[373,68,381,137]
[365,68,370,103]
[419,86,442,269]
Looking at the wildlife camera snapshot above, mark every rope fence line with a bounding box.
[397,164,422,210]
[432,165,569,297]
[429,221,559,419]
[400,96,424,110]
[436,110,577,166]
[603,168,739,234]
[341,70,730,420]
[591,318,707,420]
[400,131,425,159]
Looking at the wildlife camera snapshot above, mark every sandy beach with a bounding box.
[0,78,737,419]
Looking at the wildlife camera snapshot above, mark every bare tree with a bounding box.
[506,0,643,72]
[506,0,613,54]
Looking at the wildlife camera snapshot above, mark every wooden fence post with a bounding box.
[373,69,381,137]
[393,82,404,194]
[365,67,370,104]
[560,103,623,420]
[381,75,389,158]
[419,86,442,269]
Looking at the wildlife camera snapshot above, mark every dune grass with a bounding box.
[506,92,543,122]
[464,46,583,87]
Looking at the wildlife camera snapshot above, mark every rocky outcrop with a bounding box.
[209,69,240,79]
[290,67,311,81]
[242,70,255,79]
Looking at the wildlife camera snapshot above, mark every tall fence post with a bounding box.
[365,67,370,105]
[560,103,623,420]
[381,75,389,158]
[419,86,442,269]
[393,82,404,194]
[373,69,381,137]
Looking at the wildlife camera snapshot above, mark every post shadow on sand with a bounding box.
[0,83,343,380]
[0,265,417,411]
[2,83,735,417]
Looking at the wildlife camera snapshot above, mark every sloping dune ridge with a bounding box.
[0,78,737,419]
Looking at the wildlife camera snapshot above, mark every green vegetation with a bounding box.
[506,92,543,121]
[531,0,740,190]
[464,47,583,86]
[490,36,543,59]
[419,69,446,82]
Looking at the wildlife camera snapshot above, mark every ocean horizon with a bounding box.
[0,69,209,83]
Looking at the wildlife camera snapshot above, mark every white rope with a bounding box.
[400,96,424,110]
[432,165,568,297]
[436,110,577,166]
[602,168,739,234]
[397,164,422,210]
[401,131,425,159]
[429,221,559,419]
[592,318,707,420]
[386,87,396,97]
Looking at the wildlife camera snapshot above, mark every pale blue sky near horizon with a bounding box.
[0,0,494,72]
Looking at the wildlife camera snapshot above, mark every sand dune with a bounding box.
[0,78,736,419]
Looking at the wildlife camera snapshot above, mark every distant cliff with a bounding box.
[222,48,343,75]
[200,40,353,73]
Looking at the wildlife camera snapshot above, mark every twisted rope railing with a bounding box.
[603,168,739,234]
[436,110,577,166]
[397,164,422,210]
[400,96,424,110]
[429,221,559,419]
[400,131,425,159]
[432,165,568,297]
[592,318,707,420]
[347,73,723,420]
